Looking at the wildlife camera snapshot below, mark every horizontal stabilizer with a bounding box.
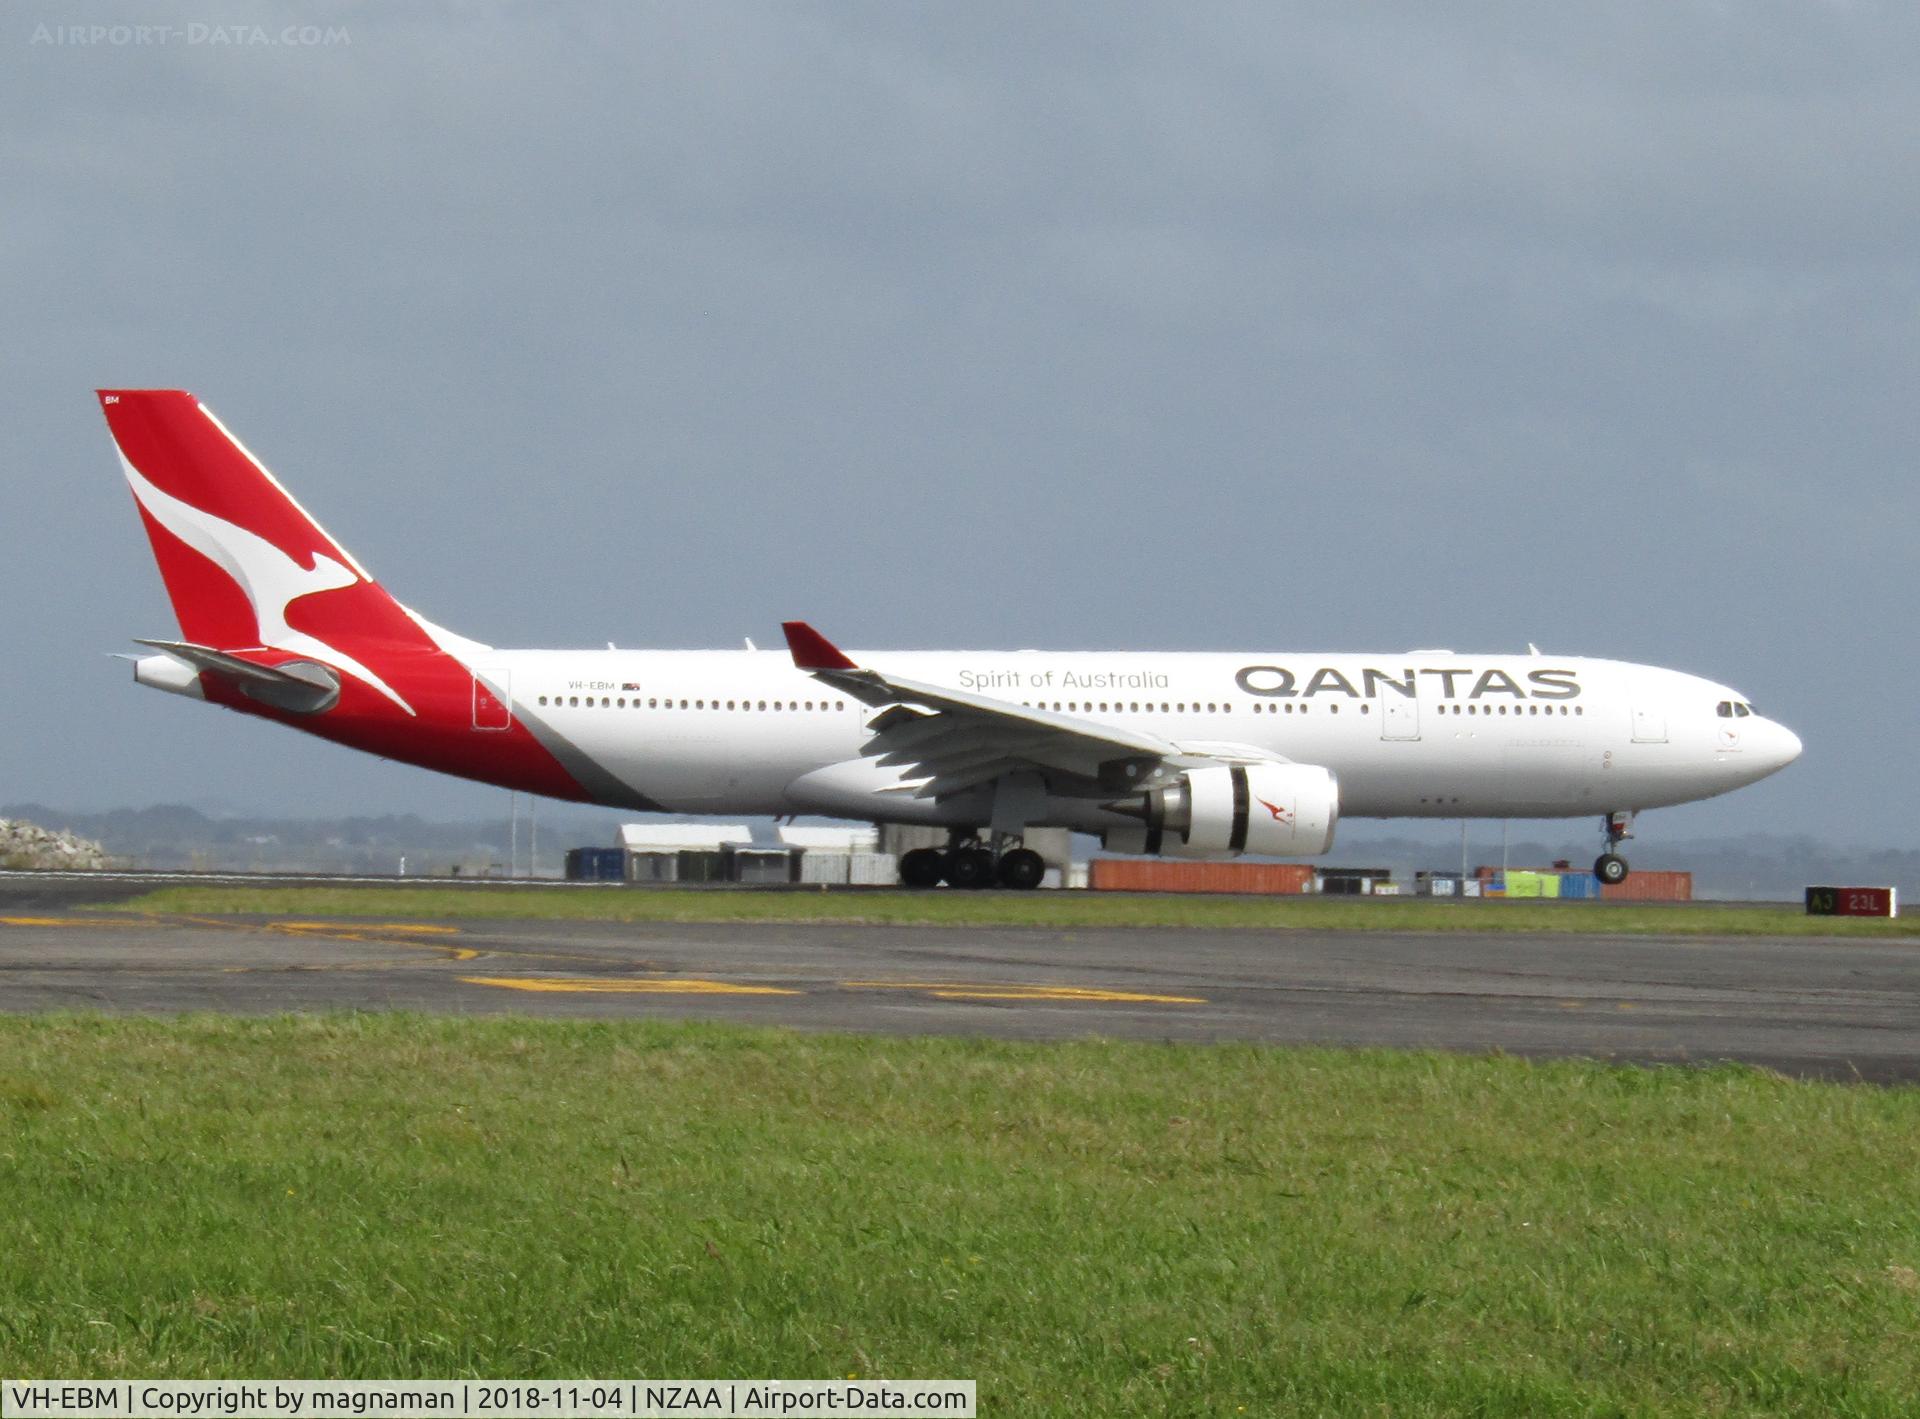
[133,639,341,714]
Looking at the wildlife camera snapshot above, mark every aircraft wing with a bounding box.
[782,621,1195,800]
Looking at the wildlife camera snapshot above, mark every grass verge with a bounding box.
[111,883,1920,936]
[3,1014,1919,1415]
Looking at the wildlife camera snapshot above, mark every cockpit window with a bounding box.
[1717,701,1733,718]
[1734,703,1751,718]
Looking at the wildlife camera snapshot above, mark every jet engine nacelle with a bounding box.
[1104,762,1339,859]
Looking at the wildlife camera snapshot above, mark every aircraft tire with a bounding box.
[945,847,996,889]
[900,847,945,889]
[995,848,1046,890]
[1594,853,1630,886]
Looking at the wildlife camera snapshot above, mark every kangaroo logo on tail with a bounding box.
[119,454,415,713]
[105,391,418,714]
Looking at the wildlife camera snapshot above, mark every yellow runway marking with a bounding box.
[844,980,1205,1005]
[462,976,801,996]
[265,920,462,944]
[1,915,165,928]
[114,914,485,966]
[138,913,645,970]
[256,923,475,959]
[929,987,1205,1004]
[269,920,460,935]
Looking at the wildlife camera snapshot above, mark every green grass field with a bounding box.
[4,1014,1919,1415]
[115,883,1920,937]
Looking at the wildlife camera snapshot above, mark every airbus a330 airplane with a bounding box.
[99,389,1802,890]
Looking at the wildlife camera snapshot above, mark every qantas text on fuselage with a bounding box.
[958,666,1581,699]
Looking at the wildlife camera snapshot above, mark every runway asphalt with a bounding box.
[3,877,1917,1083]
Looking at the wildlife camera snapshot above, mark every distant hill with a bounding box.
[0,801,630,877]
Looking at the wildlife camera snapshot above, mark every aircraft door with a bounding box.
[473,670,513,731]
[1380,694,1420,741]
[1631,705,1667,743]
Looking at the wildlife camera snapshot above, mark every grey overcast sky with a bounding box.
[2,2,1913,844]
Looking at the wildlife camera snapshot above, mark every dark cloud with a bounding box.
[2,2,1909,841]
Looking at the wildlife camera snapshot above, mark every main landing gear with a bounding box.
[1594,811,1634,885]
[899,834,1047,890]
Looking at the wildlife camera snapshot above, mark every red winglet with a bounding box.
[782,621,859,672]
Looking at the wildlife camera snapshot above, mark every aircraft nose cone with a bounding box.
[1777,723,1804,766]
[1762,720,1803,772]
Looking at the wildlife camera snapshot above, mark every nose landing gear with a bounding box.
[1594,811,1634,885]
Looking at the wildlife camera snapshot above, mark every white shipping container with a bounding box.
[779,825,883,852]
[847,852,900,885]
[620,823,753,852]
[799,852,851,885]
[626,852,678,883]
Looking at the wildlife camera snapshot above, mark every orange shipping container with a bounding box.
[1088,859,1316,894]
[1600,870,1693,902]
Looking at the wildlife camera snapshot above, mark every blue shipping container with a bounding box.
[1558,871,1598,900]
[565,847,627,881]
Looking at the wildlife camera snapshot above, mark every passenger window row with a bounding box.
[1020,701,1238,715]
[1009,699,1582,720]
[537,695,848,712]
[533,693,1579,719]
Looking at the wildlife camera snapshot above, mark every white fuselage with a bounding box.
[492,647,1801,830]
